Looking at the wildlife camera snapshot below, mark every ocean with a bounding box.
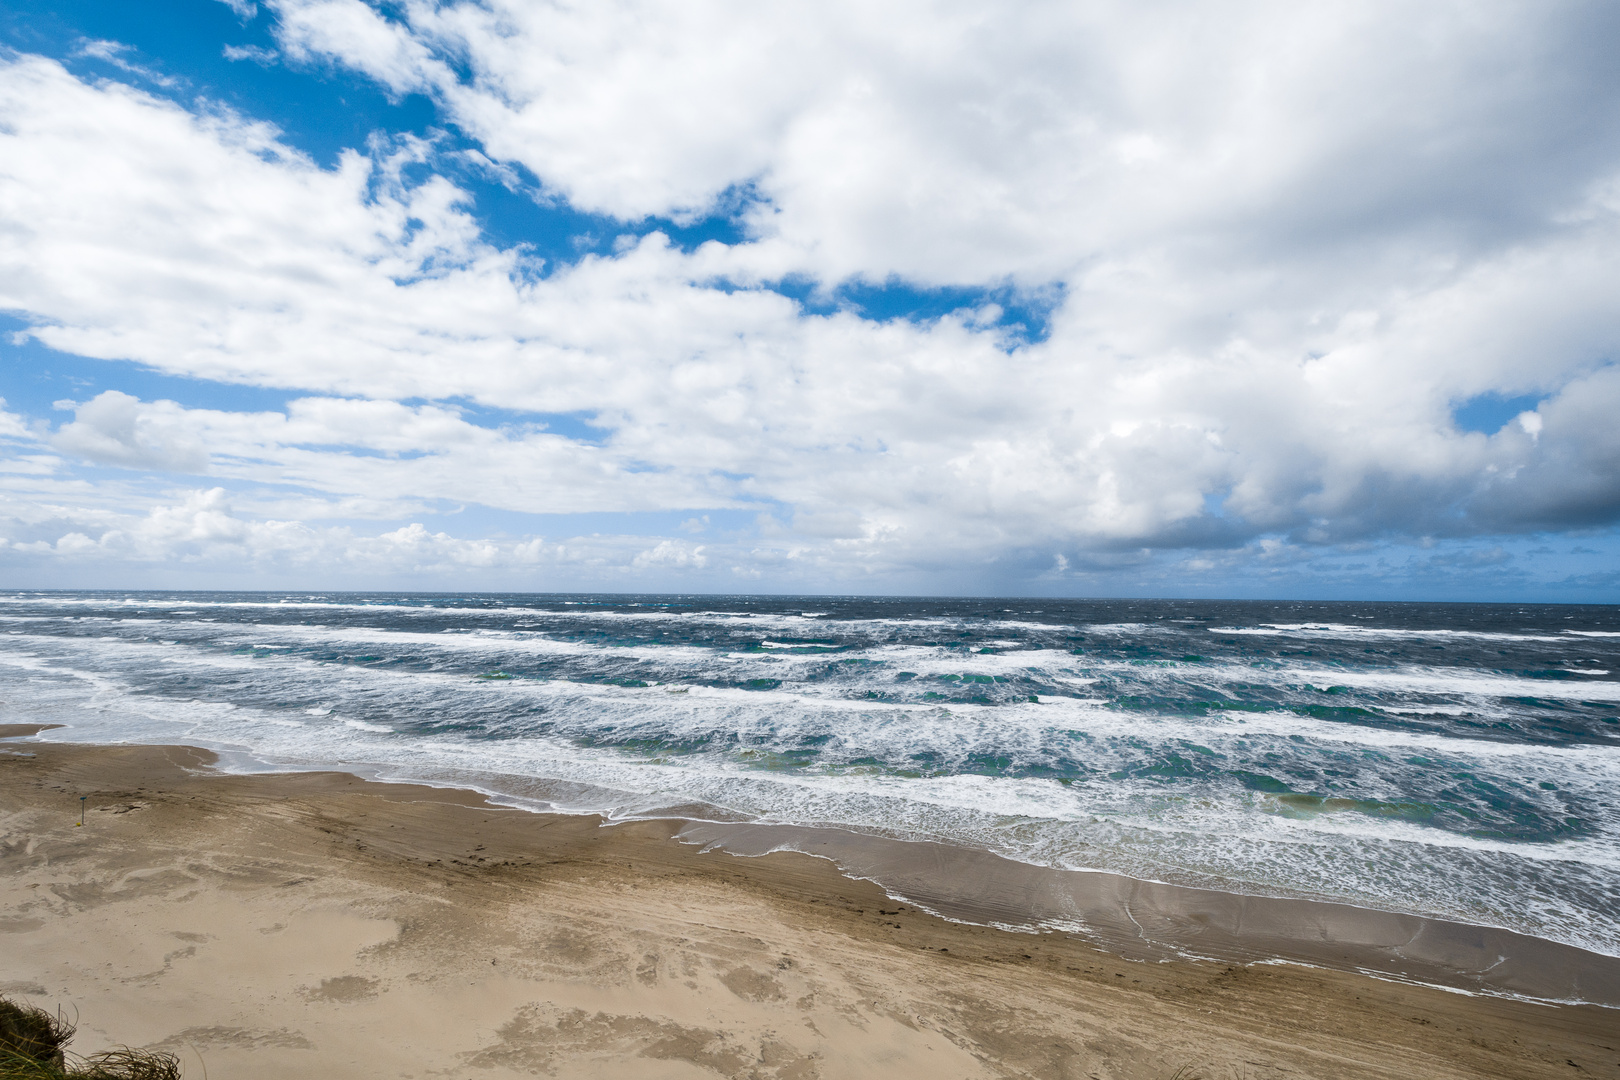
[3,591,1618,967]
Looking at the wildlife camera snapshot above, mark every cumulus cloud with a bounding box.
[45,391,739,513]
[53,391,210,473]
[633,540,708,570]
[264,0,1620,285]
[2,0,1620,588]
[0,400,31,441]
[0,486,727,584]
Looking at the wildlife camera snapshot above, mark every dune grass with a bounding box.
[0,998,179,1080]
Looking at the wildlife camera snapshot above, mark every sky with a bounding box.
[2,0,1619,600]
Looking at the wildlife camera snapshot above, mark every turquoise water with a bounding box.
[3,591,1617,956]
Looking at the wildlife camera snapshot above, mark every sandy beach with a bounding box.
[2,728,1616,1080]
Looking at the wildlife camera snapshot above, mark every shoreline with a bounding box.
[666,818,1620,1009]
[13,723,1618,1009]
[3,730,1619,1078]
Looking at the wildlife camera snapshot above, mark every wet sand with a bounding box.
[678,819,1620,1006]
[2,729,1617,1079]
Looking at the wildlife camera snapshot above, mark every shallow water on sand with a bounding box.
[3,591,1618,962]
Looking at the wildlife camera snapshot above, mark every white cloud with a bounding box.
[0,485,731,584]
[633,540,707,570]
[3,1,1620,590]
[40,391,740,513]
[275,0,444,95]
[0,400,31,441]
[222,44,278,64]
[265,0,1620,286]
[72,39,180,87]
[53,391,210,473]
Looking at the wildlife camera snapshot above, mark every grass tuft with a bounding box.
[0,999,180,1080]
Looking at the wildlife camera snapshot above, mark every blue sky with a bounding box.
[2,0,1619,599]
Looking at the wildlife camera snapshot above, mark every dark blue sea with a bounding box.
[4,592,1618,958]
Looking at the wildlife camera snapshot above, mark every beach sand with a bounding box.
[2,729,1616,1079]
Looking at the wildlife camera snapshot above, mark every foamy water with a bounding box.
[3,591,1617,957]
